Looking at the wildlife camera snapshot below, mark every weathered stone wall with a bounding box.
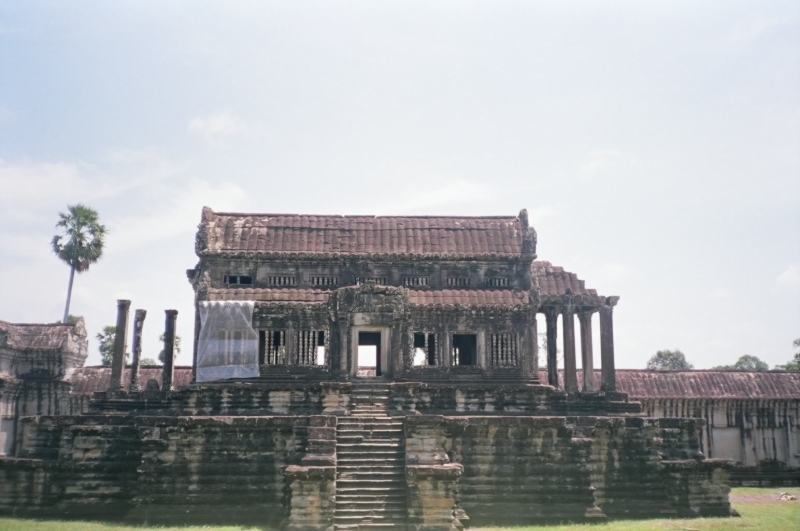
[405,415,732,526]
[641,397,800,485]
[0,415,319,526]
[389,383,640,416]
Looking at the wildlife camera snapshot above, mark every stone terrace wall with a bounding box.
[1,415,315,526]
[405,415,732,527]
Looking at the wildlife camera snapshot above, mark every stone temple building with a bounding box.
[0,207,765,530]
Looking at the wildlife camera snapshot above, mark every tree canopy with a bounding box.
[713,355,769,372]
[646,350,694,371]
[775,338,800,372]
[51,204,106,322]
[96,326,116,366]
[159,332,182,363]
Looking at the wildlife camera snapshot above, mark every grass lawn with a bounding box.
[0,488,796,531]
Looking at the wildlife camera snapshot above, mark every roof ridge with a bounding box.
[211,212,518,220]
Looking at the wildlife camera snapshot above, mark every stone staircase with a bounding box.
[335,380,407,530]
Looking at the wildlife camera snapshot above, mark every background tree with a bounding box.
[775,338,800,372]
[96,326,129,366]
[66,314,82,325]
[96,326,117,366]
[713,355,769,372]
[140,357,159,366]
[646,349,694,371]
[51,204,107,323]
[537,332,561,369]
[159,332,182,363]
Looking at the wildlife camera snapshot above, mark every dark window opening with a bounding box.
[447,277,470,287]
[413,332,437,366]
[487,277,510,287]
[238,275,253,285]
[452,334,477,366]
[403,276,428,287]
[225,274,253,286]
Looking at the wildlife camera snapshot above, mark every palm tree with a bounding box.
[51,204,107,323]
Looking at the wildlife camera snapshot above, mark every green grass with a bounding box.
[0,488,796,531]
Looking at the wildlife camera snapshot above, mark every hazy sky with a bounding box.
[1,1,798,369]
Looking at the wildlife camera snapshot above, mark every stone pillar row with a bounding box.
[109,299,178,394]
[540,297,617,393]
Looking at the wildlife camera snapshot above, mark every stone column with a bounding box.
[338,324,348,376]
[578,310,596,392]
[600,297,619,392]
[544,307,558,388]
[523,316,539,382]
[441,330,452,367]
[129,309,147,392]
[162,310,178,392]
[109,299,130,392]
[562,306,578,393]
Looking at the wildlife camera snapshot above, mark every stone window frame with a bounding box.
[410,330,440,368]
[310,276,338,287]
[450,332,480,367]
[224,274,254,286]
[488,332,520,367]
[294,329,328,367]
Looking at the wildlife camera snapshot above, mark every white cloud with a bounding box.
[581,149,622,177]
[718,17,785,52]
[110,180,248,252]
[188,111,243,144]
[378,180,488,215]
[776,264,800,292]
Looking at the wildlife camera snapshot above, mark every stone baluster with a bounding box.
[109,299,130,392]
[600,297,619,392]
[562,306,578,393]
[162,310,178,392]
[544,307,559,388]
[129,309,147,392]
[578,310,596,392]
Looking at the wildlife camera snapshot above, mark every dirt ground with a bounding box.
[730,489,799,506]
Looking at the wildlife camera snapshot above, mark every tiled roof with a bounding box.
[0,320,84,351]
[68,366,193,395]
[65,367,800,399]
[539,369,800,399]
[206,288,529,307]
[208,288,330,304]
[407,289,530,307]
[199,209,525,258]
[531,261,597,297]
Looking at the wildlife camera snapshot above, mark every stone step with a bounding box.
[338,437,403,445]
[338,418,402,425]
[336,425,403,437]
[335,523,406,531]
[338,459,404,467]
[338,478,405,487]
[336,493,407,501]
[336,487,404,495]
[335,514,407,524]
[337,447,403,455]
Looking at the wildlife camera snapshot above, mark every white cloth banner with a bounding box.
[196,301,260,382]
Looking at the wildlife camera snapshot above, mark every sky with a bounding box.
[0,1,798,370]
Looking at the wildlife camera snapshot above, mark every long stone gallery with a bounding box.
[2,207,798,530]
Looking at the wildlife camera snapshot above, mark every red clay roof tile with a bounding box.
[200,211,524,257]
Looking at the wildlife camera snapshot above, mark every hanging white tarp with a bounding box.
[196,301,260,382]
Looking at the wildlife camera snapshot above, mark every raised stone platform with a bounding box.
[0,380,733,530]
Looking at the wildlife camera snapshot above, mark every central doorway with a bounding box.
[357,331,382,377]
